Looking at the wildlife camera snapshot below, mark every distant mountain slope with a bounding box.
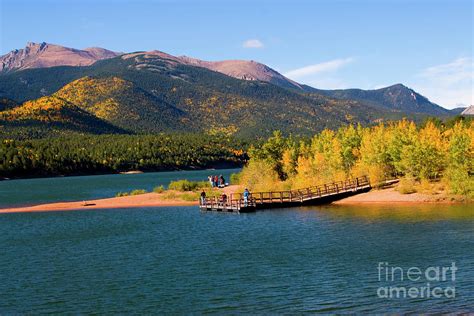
[178,56,302,90]
[305,84,449,116]
[0,42,119,72]
[461,105,474,116]
[54,76,187,133]
[0,95,126,138]
[0,98,19,111]
[449,107,467,115]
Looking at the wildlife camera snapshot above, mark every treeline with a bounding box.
[0,134,248,178]
[238,119,474,198]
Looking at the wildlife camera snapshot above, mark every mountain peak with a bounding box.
[0,42,119,72]
[384,83,409,90]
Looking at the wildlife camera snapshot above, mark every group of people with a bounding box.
[208,175,226,188]
[200,188,251,207]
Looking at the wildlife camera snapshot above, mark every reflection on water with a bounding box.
[306,203,474,222]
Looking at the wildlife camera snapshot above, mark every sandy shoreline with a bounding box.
[0,185,242,214]
[332,187,460,205]
[0,186,466,214]
[0,192,199,214]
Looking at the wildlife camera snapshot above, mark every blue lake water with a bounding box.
[0,168,240,208]
[1,204,473,313]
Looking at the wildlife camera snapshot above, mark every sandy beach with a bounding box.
[0,185,464,214]
[332,186,458,205]
[0,185,242,214]
[0,192,199,214]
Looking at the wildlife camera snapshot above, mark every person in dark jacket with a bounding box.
[200,191,206,204]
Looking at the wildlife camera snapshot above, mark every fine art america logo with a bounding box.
[377,262,457,299]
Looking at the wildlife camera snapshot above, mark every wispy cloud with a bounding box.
[420,57,472,84]
[284,57,354,79]
[242,39,264,49]
[413,57,473,108]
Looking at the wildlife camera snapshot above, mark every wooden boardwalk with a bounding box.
[200,175,372,213]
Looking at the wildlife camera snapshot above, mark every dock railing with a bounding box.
[200,175,370,209]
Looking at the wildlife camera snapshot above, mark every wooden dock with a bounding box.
[200,175,372,213]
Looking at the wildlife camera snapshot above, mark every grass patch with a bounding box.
[168,179,209,192]
[116,189,147,197]
[181,192,200,201]
[153,185,165,193]
[130,189,147,196]
[162,191,179,200]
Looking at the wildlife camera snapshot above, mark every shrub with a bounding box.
[168,179,209,192]
[205,190,222,199]
[444,167,474,199]
[396,177,417,194]
[230,172,240,184]
[116,192,129,197]
[130,189,147,196]
[418,178,435,194]
[153,185,165,193]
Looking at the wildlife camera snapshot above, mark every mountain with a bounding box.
[0,43,455,138]
[461,105,474,116]
[0,42,119,72]
[0,51,396,137]
[449,107,467,115]
[305,84,450,116]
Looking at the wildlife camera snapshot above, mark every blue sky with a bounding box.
[1,0,472,108]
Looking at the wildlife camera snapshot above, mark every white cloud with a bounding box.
[284,58,354,79]
[412,57,473,108]
[242,39,264,49]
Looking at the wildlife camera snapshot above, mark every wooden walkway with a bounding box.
[200,175,372,213]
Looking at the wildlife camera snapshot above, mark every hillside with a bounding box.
[306,84,450,116]
[54,76,187,133]
[0,95,126,138]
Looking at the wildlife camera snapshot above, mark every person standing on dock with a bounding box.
[200,191,206,205]
[208,176,213,188]
[243,188,250,206]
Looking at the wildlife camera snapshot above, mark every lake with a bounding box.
[0,168,240,208]
[1,204,473,313]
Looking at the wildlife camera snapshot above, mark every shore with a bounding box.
[333,186,461,204]
[0,185,241,214]
[0,192,198,214]
[0,185,466,214]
